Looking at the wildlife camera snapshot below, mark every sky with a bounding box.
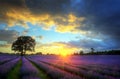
[0,0,120,54]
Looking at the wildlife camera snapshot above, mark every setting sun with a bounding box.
[0,0,120,79]
[60,53,67,57]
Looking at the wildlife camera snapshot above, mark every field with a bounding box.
[0,54,120,79]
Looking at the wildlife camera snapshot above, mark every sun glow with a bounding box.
[59,49,69,57]
[59,52,72,64]
[59,50,72,59]
[60,53,68,57]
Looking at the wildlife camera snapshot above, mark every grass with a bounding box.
[7,58,22,79]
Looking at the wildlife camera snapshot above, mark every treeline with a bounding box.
[73,50,120,55]
[0,50,120,55]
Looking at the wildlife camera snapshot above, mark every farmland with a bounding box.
[0,54,120,79]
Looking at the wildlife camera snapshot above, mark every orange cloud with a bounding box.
[0,0,88,34]
[5,8,86,33]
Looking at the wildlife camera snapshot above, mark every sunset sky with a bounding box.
[0,0,120,54]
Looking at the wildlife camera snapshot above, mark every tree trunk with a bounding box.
[24,51,26,56]
[21,52,23,56]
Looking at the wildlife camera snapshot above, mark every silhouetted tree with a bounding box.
[73,52,79,55]
[36,52,42,55]
[79,50,84,55]
[91,48,95,53]
[11,36,36,56]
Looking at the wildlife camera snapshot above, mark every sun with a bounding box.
[59,52,71,64]
[59,49,68,57]
[61,53,67,57]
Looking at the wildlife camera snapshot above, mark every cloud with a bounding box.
[0,0,86,33]
[0,0,27,25]
[54,15,86,33]
[25,0,71,15]
[71,0,120,49]
[36,42,79,54]
[0,0,120,51]
[21,30,29,35]
[67,36,119,52]
[4,10,86,33]
[0,43,10,48]
[0,0,25,7]
[0,30,19,43]
[0,43,12,53]
[0,29,19,53]
[69,39,105,51]
[37,36,44,40]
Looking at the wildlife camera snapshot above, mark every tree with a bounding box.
[91,48,95,53]
[79,50,84,55]
[11,36,36,56]
[36,52,42,55]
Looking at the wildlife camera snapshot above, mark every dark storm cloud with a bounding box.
[25,0,71,15]
[0,0,76,26]
[0,0,25,6]
[75,0,120,49]
[0,30,19,43]
[0,0,26,23]
[0,0,72,15]
[24,0,120,46]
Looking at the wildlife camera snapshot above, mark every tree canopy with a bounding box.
[11,36,36,56]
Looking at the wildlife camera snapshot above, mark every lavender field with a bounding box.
[0,54,120,79]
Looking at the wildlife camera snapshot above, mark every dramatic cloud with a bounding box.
[25,0,71,15]
[0,0,86,33]
[0,0,27,25]
[0,29,19,53]
[0,30,19,43]
[79,0,120,49]
[0,0,120,53]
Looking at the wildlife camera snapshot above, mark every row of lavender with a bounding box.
[0,55,20,79]
[0,54,18,65]
[0,55,120,79]
[28,55,120,79]
[0,55,52,79]
[27,57,81,79]
[0,55,42,79]
[20,57,41,79]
